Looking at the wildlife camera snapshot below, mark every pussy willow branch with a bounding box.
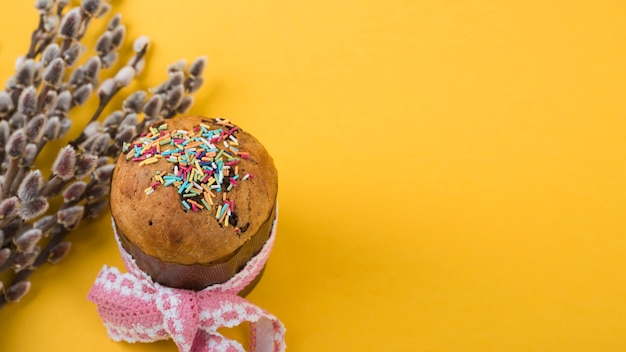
[70,44,148,148]
[0,0,206,308]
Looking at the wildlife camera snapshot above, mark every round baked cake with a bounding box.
[110,116,278,292]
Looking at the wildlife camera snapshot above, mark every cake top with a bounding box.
[110,116,278,265]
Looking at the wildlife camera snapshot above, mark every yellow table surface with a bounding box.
[1,1,626,351]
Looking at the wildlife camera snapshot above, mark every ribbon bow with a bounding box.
[88,218,285,352]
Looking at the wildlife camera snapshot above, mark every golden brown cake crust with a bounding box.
[110,116,278,265]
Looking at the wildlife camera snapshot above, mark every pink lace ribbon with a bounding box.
[88,216,285,352]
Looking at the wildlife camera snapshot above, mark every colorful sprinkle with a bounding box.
[129,120,252,229]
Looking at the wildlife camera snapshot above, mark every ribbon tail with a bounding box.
[192,330,246,352]
[251,317,286,352]
[197,293,286,352]
[88,265,166,343]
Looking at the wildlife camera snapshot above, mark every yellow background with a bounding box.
[1,0,626,351]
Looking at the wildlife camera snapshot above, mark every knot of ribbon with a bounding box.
[88,217,285,352]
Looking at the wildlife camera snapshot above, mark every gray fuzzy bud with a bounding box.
[83,121,101,137]
[14,228,42,253]
[43,90,58,111]
[186,76,204,94]
[54,90,72,113]
[94,164,115,183]
[101,51,117,68]
[52,145,76,180]
[18,170,43,201]
[63,43,84,66]
[43,116,61,140]
[86,198,107,219]
[7,129,26,158]
[13,249,39,272]
[5,281,31,302]
[87,183,109,200]
[34,214,56,232]
[69,66,85,87]
[14,56,25,70]
[16,60,36,87]
[63,181,87,202]
[57,205,84,230]
[142,95,163,119]
[0,197,19,219]
[58,117,72,138]
[169,71,185,87]
[73,84,93,106]
[95,3,110,18]
[93,133,111,154]
[9,112,26,129]
[107,14,121,30]
[33,61,43,82]
[122,91,146,113]
[43,58,65,87]
[177,95,194,114]
[168,59,187,73]
[84,56,101,81]
[189,56,207,77]
[35,0,54,13]
[111,25,125,49]
[119,113,138,129]
[166,85,184,109]
[43,116,68,137]
[6,76,18,90]
[0,120,10,147]
[44,14,60,33]
[48,242,72,263]
[103,110,123,129]
[114,66,135,87]
[23,143,38,166]
[95,31,112,55]
[150,80,170,95]
[133,35,150,53]
[41,44,60,67]
[25,114,46,142]
[81,133,109,154]
[17,86,37,116]
[0,91,14,113]
[19,196,49,221]
[81,0,101,16]
[74,154,98,180]
[0,248,10,268]
[114,125,136,146]
[98,78,115,97]
[79,135,98,153]
[59,8,82,38]
[97,156,109,167]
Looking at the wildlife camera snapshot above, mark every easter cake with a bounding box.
[109,115,278,292]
